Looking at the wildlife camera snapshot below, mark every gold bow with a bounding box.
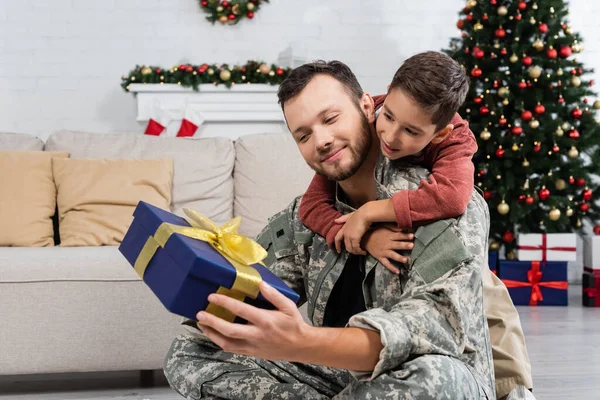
[133,208,267,321]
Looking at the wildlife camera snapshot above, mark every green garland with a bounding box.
[199,0,268,25]
[121,60,292,92]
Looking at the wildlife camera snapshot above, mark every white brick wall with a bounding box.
[1,0,599,140]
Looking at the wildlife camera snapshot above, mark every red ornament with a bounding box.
[222,0,229,6]
[526,196,535,205]
[559,46,572,58]
[474,97,483,104]
[515,13,522,21]
[155,68,162,74]
[495,28,507,38]
[493,80,500,89]
[534,104,546,114]
[201,0,208,6]
[491,0,497,4]
[569,177,576,185]
[580,202,590,213]
[241,67,246,73]
[512,126,523,135]
[465,47,470,54]
[578,68,583,75]
[547,48,558,59]
[499,117,507,125]
[518,81,527,89]
[539,23,549,33]
[591,80,595,87]
[527,81,533,87]
[503,231,515,243]
[275,67,285,76]
[593,225,600,235]
[500,48,508,55]
[577,178,586,187]
[572,108,583,119]
[479,169,487,176]
[557,81,562,87]
[569,129,580,139]
[483,13,489,21]
[467,14,474,22]
[558,96,565,104]
[583,189,593,201]
[475,50,485,59]
[553,144,560,153]
[496,147,505,158]
[521,110,533,121]
[539,188,551,201]
[185,66,194,73]
[484,190,493,200]
[457,20,465,29]
[480,106,490,115]
[522,56,533,66]
[178,65,187,72]
[462,33,468,38]
[562,24,567,30]
[471,67,483,77]
[571,69,578,75]
[247,11,254,19]
[518,1,527,10]
[584,98,589,104]
[533,143,541,152]
[518,195,526,203]
[228,13,236,20]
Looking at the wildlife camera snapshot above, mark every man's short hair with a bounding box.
[389,51,469,131]
[277,60,364,111]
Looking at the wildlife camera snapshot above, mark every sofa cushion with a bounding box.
[52,157,173,246]
[0,246,139,282]
[0,151,69,247]
[0,132,44,151]
[234,133,314,238]
[45,131,235,225]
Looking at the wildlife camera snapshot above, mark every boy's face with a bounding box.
[376,88,446,160]
[283,74,375,181]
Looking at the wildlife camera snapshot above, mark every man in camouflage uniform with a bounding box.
[164,61,496,399]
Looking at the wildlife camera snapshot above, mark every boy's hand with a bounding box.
[362,225,414,275]
[334,210,371,255]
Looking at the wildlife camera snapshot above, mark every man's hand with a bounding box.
[362,225,414,274]
[196,282,312,362]
[334,210,371,255]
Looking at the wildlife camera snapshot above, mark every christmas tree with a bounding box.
[446,0,600,257]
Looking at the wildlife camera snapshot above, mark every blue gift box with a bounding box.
[119,201,300,321]
[499,260,568,306]
[488,251,499,275]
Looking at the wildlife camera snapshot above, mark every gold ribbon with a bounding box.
[133,208,267,322]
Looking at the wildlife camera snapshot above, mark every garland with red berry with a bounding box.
[121,61,291,92]
[199,0,267,25]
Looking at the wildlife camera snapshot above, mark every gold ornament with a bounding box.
[258,63,271,74]
[562,122,570,131]
[593,100,600,109]
[571,76,582,87]
[555,127,564,136]
[247,2,256,11]
[141,67,152,76]
[490,241,500,251]
[216,5,224,12]
[568,146,579,158]
[572,43,583,53]
[467,0,477,7]
[523,158,530,167]
[232,4,240,14]
[498,87,509,98]
[566,207,574,217]
[549,208,561,221]
[557,68,564,76]
[480,128,491,140]
[474,22,484,31]
[269,70,275,76]
[565,27,572,35]
[529,120,540,129]
[497,201,510,215]
[555,179,567,191]
[219,15,228,24]
[530,17,536,24]
[502,99,509,106]
[510,53,519,63]
[498,6,508,16]
[207,68,215,75]
[506,251,517,261]
[532,2,538,9]
[577,218,582,228]
[529,66,543,79]
[219,69,231,81]
[533,39,545,51]
[512,144,519,151]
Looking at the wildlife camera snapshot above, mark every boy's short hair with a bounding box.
[389,51,469,131]
[277,60,364,111]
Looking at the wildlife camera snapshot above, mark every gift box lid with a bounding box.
[131,201,300,304]
[499,260,568,283]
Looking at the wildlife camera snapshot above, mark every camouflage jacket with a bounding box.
[256,156,495,398]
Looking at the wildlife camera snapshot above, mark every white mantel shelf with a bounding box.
[128,83,287,139]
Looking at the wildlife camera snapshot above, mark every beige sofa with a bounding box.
[0,130,314,376]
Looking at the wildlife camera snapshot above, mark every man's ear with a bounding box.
[431,124,454,144]
[360,93,376,123]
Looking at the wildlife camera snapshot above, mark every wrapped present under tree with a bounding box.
[499,260,568,306]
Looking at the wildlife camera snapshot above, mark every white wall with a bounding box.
[1,0,599,140]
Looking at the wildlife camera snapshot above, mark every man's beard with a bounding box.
[312,111,372,182]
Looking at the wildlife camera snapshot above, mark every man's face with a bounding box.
[283,74,373,181]
[376,88,439,160]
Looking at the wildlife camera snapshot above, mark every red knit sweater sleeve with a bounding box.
[298,173,344,248]
[392,114,477,229]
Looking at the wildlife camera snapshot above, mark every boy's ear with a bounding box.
[431,124,454,144]
[360,93,376,123]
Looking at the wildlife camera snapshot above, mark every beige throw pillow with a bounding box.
[0,151,69,247]
[52,158,173,246]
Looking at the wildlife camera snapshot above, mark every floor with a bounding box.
[0,285,598,400]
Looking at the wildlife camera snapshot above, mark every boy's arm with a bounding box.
[298,173,344,248]
[393,129,477,229]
